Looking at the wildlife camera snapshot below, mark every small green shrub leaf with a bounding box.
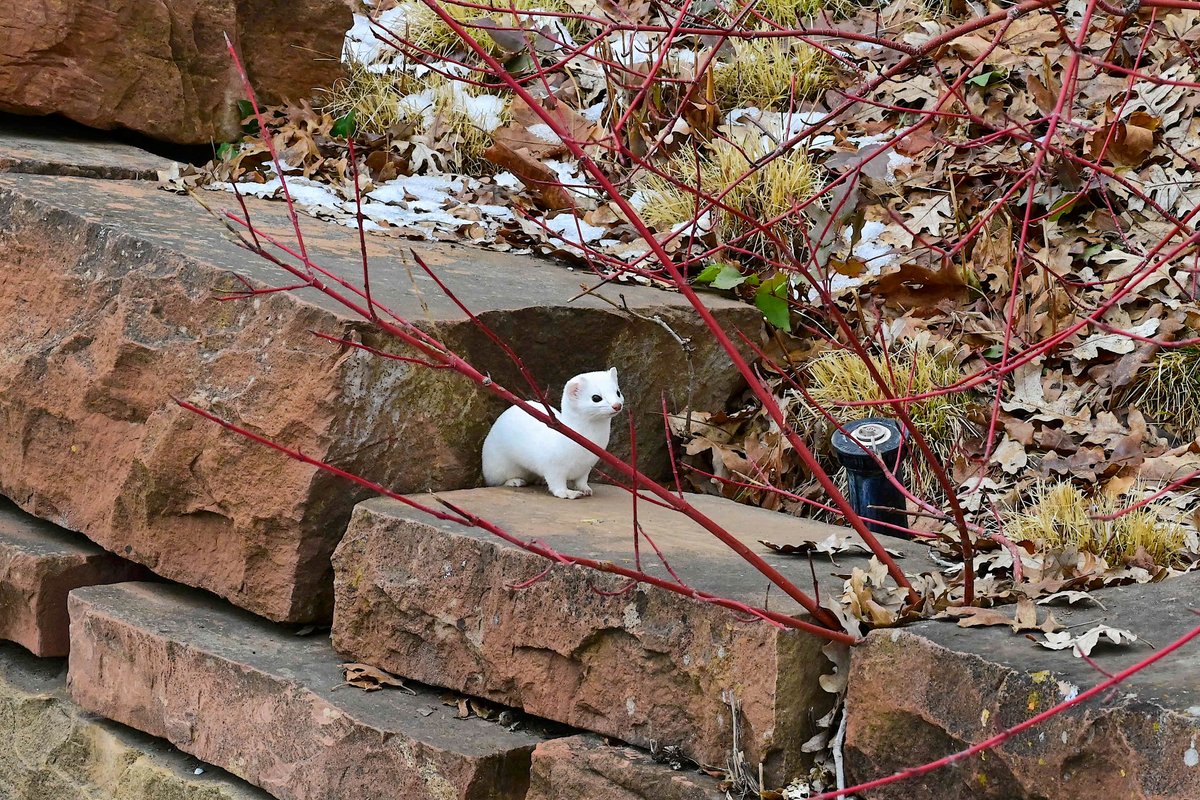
[694,263,724,283]
[756,273,791,330]
[331,111,357,139]
[711,264,748,290]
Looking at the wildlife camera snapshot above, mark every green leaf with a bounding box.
[711,264,748,290]
[982,344,1005,360]
[966,70,1004,88]
[1047,193,1079,222]
[331,111,357,139]
[694,263,724,283]
[237,99,256,120]
[756,290,791,331]
[755,273,791,330]
[504,53,536,75]
[216,142,235,161]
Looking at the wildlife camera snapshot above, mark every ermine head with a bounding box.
[562,367,624,420]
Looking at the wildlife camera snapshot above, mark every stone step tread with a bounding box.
[68,582,549,800]
[0,641,268,800]
[845,572,1200,800]
[332,486,935,783]
[348,485,933,613]
[904,571,1200,712]
[0,497,149,657]
[0,121,177,180]
[0,170,757,623]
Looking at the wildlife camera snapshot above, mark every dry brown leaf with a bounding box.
[1088,111,1161,167]
[338,663,417,694]
[482,141,574,210]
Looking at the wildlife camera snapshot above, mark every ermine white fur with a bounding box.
[481,368,624,499]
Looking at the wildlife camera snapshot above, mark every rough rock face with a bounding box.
[68,582,546,800]
[527,736,726,800]
[0,642,267,800]
[0,171,759,622]
[845,576,1200,800]
[330,488,890,784]
[0,0,350,144]
[0,498,149,657]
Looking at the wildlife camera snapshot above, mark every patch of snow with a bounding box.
[725,107,828,150]
[544,214,606,247]
[597,30,659,66]
[806,221,897,302]
[527,123,563,144]
[887,151,914,183]
[456,90,508,133]
[397,89,438,128]
[213,177,346,212]
[493,172,522,191]
[581,101,607,123]
[368,174,467,209]
[343,8,409,65]
[851,220,898,268]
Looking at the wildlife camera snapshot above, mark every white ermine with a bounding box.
[481,368,624,499]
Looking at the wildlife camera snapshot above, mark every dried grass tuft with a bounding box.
[1124,345,1200,437]
[637,138,819,253]
[1007,482,1189,566]
[712,39,835,110]
[319,61,419,135]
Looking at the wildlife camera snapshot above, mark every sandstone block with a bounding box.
[0,497,148,656]
[0,641,267,800]
[332,487,930,783]
[0,120,177,179]
[845,573,1200,800]
[0,171,759,622]
[528,735,726,800]
[68,582,548,800]
[0,0,350,144]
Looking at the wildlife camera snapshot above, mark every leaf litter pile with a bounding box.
[172,1,1200,658]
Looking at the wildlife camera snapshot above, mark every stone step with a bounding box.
[331,486,934,785]
[67,581,551,800]
[0,158,758,623]
[528,735,726,800]
[0,641,267,800]
[0,496,149,656]
[0,118,176,180]
[845,572,1200,800]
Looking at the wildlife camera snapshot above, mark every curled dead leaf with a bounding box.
[337,663,417,694]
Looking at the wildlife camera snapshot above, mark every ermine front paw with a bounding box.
[551,488,584,500]
[503,478,528,488]
[575,485,593,497]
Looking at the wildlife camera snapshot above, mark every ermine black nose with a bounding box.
[611,402,623,412]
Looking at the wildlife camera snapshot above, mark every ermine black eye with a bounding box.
[591,394,602,402]
[617,391,623,398]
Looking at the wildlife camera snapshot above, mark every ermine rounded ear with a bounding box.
[566,377,583,398]
[608,367,618,380]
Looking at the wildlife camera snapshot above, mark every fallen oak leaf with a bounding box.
[1038,624,1138,656]
[337,663,417,694]
[1088,111,1160,167]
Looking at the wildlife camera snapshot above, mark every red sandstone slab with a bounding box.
[68,582,548,800]
[527,735,726,800]
[0,171,759,622]
[845,573,1200,800]
[0,497,148,656]
[332,486,934,783]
